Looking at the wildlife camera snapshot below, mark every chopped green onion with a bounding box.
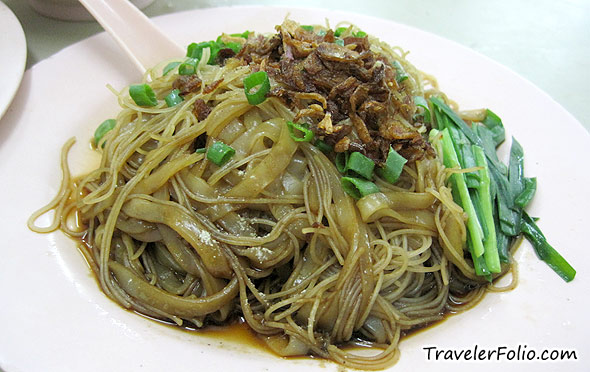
[317,29,327,37]
[334,27,348,37]
[162,61,181,76]
[207,42,223,64]
[393,61,408,84]
[129,84,158,107]
[207,142,235,166]
[230,31,251,38]
[187,39,242,65]
[187,41,211,59]
[334,39,345,46]
[94,119,116,147]
[413,96,431,124]
[341,177,380,199]
[335,152,349,173]
[300,25,314,31]
[521,212,576,282]
[286,121,314,142]
[376,146,407,184]
[314,139,332,154]
[195,147,207,154]
[243,71,270,105]
[353,30,367,38]
[515,177,537,208]
[345,152,374,180]
[223,42,242,54]
[178,59,198,75]
[165,89,184,107]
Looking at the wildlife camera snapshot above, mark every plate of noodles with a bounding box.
[0,6,588,372]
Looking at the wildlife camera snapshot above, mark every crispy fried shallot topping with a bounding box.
[235,20,433,164]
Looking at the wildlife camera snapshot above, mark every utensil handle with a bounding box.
[78,0,184,74]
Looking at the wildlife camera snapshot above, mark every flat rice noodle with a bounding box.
[225,118,298,198]
[357,192,436,231]
[158,224,202,276]
[109,261,238,317]
[133,152,202,195]
[116,215,160,238]
[381,191,436,210]
[206,97,252,137]
[122,198,232,278]
[264,334,311,357]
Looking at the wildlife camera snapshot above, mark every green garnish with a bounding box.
[314,139,332,154]
[334,27,348,37]
[162,61,181,76]
[187,41,211,59]
[502,138,525,235]
[187,38,244,65]
[341,177,380,200]
[178,59,197,75]
[165,89,184,107]
[207,142,235,166]
[482,109,506,146]
[393,61,409,84]
[430,97,575,282]
[243,71,270,105]
[223,42,242,54]
[129,84,158,107]
[473,145,501,273]
[286,121,314,142]
[521,212,576,282]
[353,30,367,37]
[300,25,314,31]
[413,96,431,124]
[439,128,486,260]
[94,119,116,147]
[335,152,348,173]
[515,177,537,208]
[229,31,251,39]
[345,151,374,180]
[376,146,407,184]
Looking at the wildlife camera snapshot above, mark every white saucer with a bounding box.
[0,2,26,120]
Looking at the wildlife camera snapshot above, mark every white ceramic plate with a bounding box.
[0,6,588,372]
[0,2,26,120]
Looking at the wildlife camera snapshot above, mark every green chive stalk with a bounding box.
[440,128,485,259]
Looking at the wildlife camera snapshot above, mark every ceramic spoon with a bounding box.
[78,0,184,74]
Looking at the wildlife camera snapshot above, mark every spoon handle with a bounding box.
[78,0,184,74]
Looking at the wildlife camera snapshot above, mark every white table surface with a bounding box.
[2,0,589,132]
